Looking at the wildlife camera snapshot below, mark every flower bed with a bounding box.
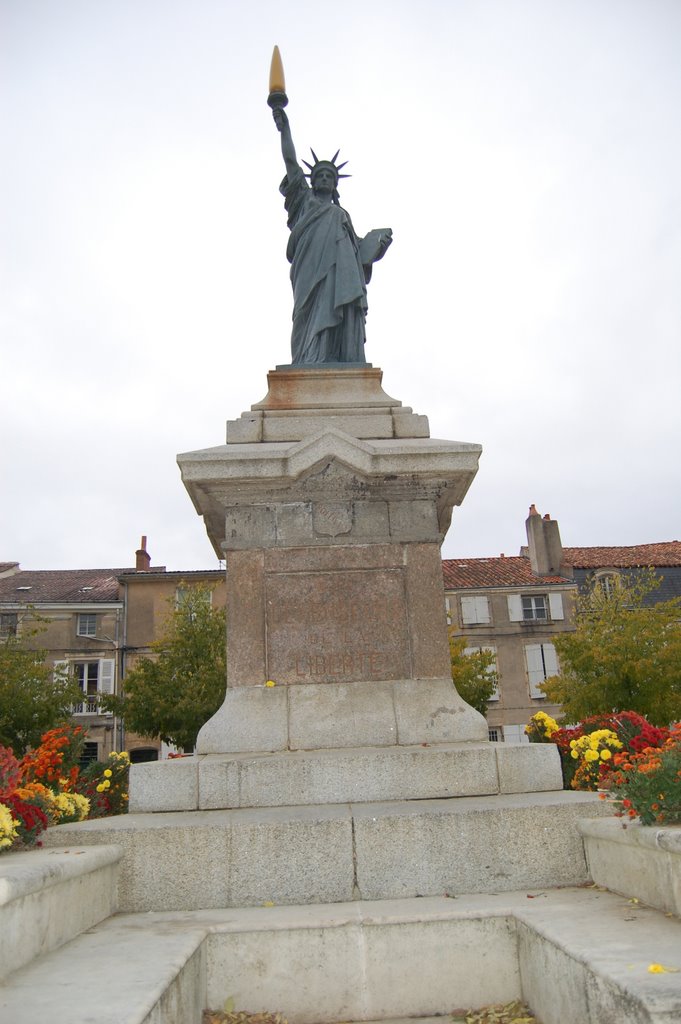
[0,725,130,852]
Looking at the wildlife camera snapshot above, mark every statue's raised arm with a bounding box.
[268,47,392,366]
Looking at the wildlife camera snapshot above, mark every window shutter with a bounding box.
[503,724,530,744]
[525,644,545,696]
[99,659,115,695]
[507,595,523,621]
[543,643,559,677]
[474,596,490,623]
[548,593,564,620]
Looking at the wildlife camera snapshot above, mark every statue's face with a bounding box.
[312,166,337,194]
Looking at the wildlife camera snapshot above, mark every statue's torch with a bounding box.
[267,45,288,109]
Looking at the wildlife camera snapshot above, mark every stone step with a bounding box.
[129,741,563,814]
[1,889,680,1024]
[0,844,120,979]
[42,791,609,912]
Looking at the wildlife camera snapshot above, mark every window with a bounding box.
[508,593,563,622]
[80,742,99,767]
[77,613,97,637]
[596,572,619,598]
[464,644,500,701]
[66,658,115,714]
[488,727,502,743]
[0,612,18,638]
[460,595,490,625]
[522,595,547,620]
[525,643,559,698]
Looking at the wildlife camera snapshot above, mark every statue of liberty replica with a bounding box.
[269,47,393,366]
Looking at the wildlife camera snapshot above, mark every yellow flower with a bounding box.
[584,749,599,762]
[265,679,276,688]
[103,769,112,778]
[600,749,612,761]
[96,783,106,793]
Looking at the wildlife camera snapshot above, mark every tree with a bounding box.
[542,571,681,726]
[0,619,83,753]
[104,585,226,750]
[449,632,498,717]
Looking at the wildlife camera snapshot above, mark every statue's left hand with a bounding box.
[376,229,393,260]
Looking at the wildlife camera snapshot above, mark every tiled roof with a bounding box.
[442,556,570,589]
[0,568,132,604]
[0,562,20,575]
[563,542,681,569]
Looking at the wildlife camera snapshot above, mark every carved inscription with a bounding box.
[265,568,410,684]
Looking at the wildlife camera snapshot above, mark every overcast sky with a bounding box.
[2,0,679,571]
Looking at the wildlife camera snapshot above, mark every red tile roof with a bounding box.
[442,556,570,589]
[563,542,681,568]
[0,568,131,604]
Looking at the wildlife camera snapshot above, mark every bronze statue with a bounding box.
[269,48,392,366]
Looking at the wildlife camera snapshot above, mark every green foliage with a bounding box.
[0,618,84,753]
[449,633,498,717]
[104,585,226,750]
[542,571,681,726]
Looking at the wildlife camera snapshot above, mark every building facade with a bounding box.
[444,507,575,742]
[0,540,225,761]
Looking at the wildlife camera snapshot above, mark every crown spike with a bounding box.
[336,160,348,171]
[310,148,319,164]
[331,149,340,163]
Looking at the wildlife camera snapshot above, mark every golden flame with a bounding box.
[269,46,286,94]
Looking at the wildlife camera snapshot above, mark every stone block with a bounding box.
[262,412,395,441]
[224,505,276,548]
[197,743,502,809]
[393,409,430,438]
[43,805,355,912]
[352,792,607,900]
[388,499,440,541]
[288,680,398,749]
[495,742,563,794]
[275,502,314,545]
[393,677,488,744]
[129,757,199,813]
[403,543,453,678]
[579,817,681,916]
[206,910,519,1024]
[196,685,288,754]
[226,413,262,444]
[352,499,390,540]
[0,845,120,979]
[360,915,519,1020]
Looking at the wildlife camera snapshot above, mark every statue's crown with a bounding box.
[303,149,350,181]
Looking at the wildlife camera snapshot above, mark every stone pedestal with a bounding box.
[177,366,486,755]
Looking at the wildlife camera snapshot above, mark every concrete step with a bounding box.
[42,791,609,912]
[0,844,121,978]
[128,742,563,814]
[1,889,680,1024]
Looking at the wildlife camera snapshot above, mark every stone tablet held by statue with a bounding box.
[268,47,392,367]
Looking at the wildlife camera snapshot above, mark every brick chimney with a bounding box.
[135,536,151,572]
[525,506,568,577]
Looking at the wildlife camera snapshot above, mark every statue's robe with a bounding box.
[281,166,368,364]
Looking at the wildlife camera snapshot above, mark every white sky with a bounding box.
[2,0,680,571]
